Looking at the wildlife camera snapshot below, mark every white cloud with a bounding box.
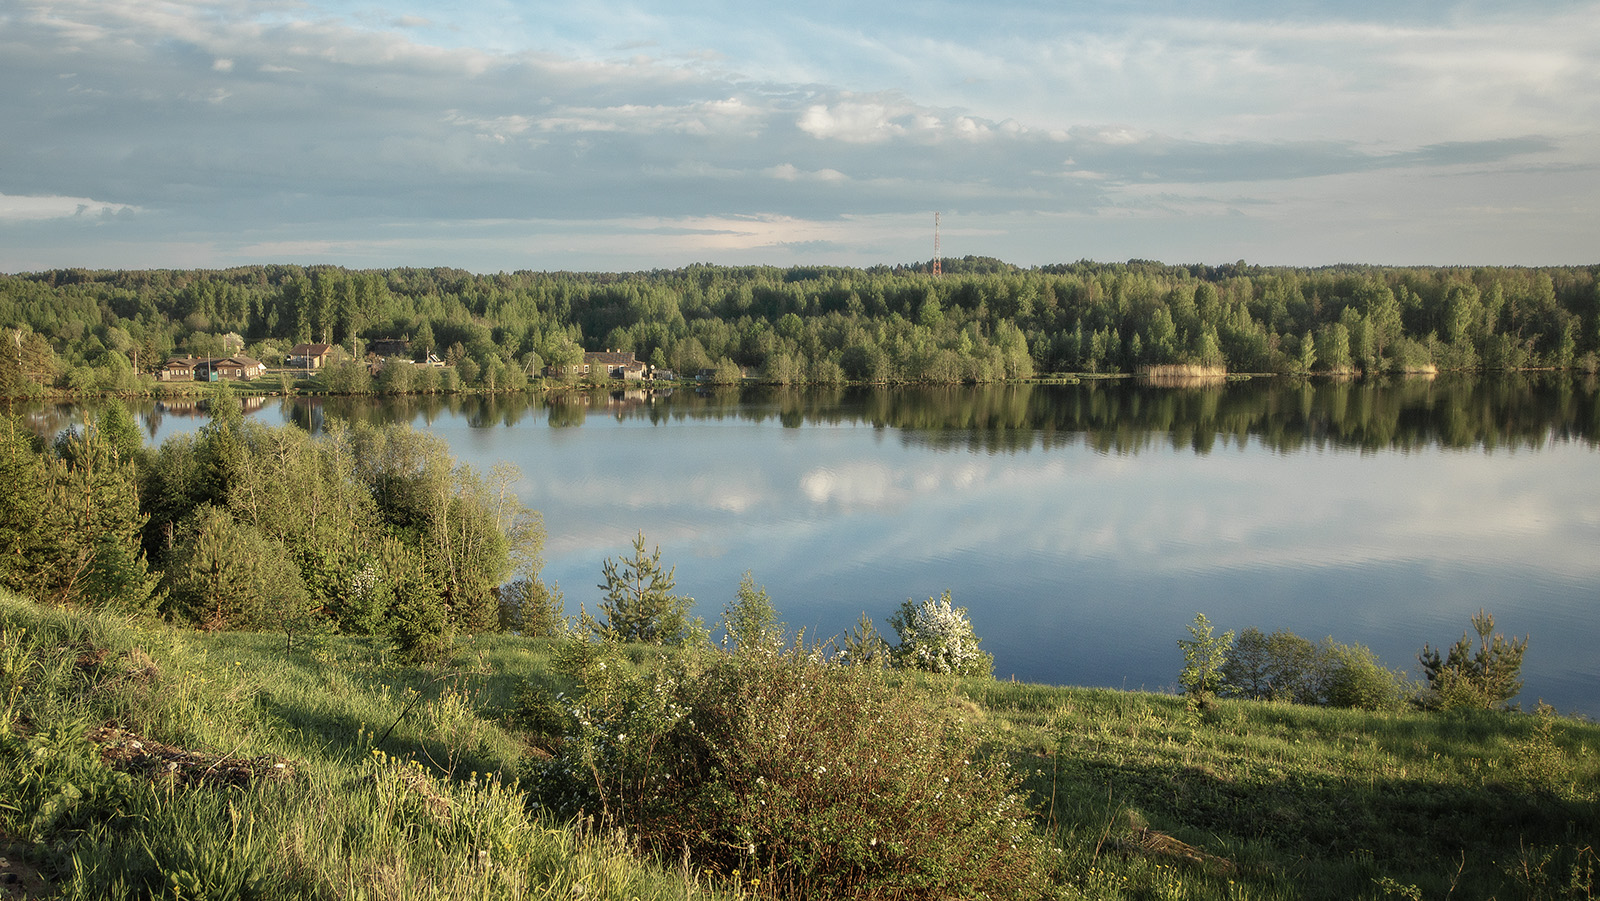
[765,163,848,182]
[0,193,139,222]
[797,101,905,143]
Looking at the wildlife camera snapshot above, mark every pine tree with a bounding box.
[584,533,693,644]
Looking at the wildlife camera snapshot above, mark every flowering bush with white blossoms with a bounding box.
[888,591,993,677]
[520,630,1049,900]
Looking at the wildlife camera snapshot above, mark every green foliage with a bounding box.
[387,564,453,667]
[886,591,993,676]
[838,611,890,667]
[1223,627,1412,710]
[7,262,1598,401]
[1177,612,1233,710]
[5,590,1599,901]
[531,634,1053,901]
[0,592,699,901]
[497,575,566,637]
[36,419,160,613]
[338,423,530,633]
[718,571,781,652]
[1322,640,1414,711]
[0,416,51,594]
[161,506,314,633]
[1419,608,1528,710]
[583,533,695,645]
[319,358,371,393]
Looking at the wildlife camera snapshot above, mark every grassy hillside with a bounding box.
[2,591,1596,900]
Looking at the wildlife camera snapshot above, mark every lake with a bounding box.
[35,373,1600,717]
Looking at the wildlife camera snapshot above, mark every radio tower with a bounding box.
[932,212,942,277]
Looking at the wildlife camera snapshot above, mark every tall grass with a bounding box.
[0,591,711,900]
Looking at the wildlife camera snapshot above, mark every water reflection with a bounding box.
[300,372,1599,454]
[12,374,1599,717]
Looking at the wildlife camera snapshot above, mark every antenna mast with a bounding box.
[932,212,942,277]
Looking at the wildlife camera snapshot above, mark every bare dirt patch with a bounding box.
[87,725,295,788]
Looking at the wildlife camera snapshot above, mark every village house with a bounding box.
[287,343,336,369]
[159,357,199,382]
[196,355,267,381]
[367,337,412,359]
[549,349,650,380]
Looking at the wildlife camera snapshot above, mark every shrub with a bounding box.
[887,591,993,677]
[1322,641,1412,711]
[529,636,1051,900]
[838,612,890,667]
[1419,609,1527,710]
[1222,628,1412,710]
[388,567,453,667]
[1223,627,1323,704]
[719,572,781,652]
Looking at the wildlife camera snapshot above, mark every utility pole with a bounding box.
[932,212,942,278]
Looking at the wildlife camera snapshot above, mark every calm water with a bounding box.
[37,375,1600,717]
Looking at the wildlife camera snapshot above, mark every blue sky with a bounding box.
[2,0,1596,272]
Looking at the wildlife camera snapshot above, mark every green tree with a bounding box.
[320,359,372,393]
[1316,322,1353,373]
[1178,612,1233,711]
[1224,627,1409,710]
[584,533,694,644]
[497,576,566,637]
[1419,609,1527,710]
[1223,627,1323,703]
[40,422,159,612]
[389,558,452,666]
[0,416,50,594]
[162,506,311,632]
[839,612,890,666]
[94,399,143,465]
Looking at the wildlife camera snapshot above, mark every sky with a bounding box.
[2,0,1598,273]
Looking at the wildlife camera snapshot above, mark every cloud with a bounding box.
[0,193,140,222]
[765,163,848,183]
[2,0,1596,270]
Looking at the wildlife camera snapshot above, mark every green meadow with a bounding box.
[2,590,1595,900]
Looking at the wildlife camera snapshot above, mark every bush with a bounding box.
[528,636,1051,900]
[1223,628,1411,710]
[388,567,453,667]
[1223,627,1323,704]
[887,591,993,677]
[838,612,890,667]
[497,576,566,637]
[718,572,781,652]
[1322,641,1412,711]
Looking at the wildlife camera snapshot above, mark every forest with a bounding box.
[2,258,1598,396]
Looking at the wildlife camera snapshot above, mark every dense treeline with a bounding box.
[0,388,548,657]
[3,258,1598,395]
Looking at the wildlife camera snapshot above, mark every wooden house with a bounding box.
[198,356,266,381]
[288,343,336,369]
[550,349,650,380]
[159,357,199,382]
